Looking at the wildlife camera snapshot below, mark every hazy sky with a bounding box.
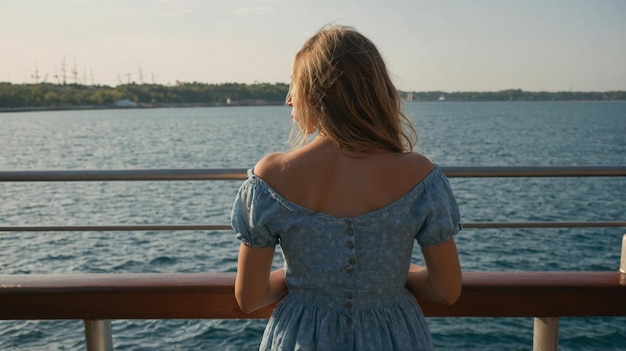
[2,0,625,91]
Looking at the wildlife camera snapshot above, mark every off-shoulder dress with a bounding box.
[231,165,461,351]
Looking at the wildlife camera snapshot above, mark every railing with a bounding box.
[1,166,625,351]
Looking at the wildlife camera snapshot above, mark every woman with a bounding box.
[231,25,462,350]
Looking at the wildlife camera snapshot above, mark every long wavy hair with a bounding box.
[287,25,416,153]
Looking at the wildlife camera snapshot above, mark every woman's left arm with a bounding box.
[406,238,462,305]
[235,242,287,313]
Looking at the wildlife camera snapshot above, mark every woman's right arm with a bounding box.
[233,154,288,314]
[406,238,461,305]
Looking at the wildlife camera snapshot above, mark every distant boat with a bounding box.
[438,95,446,101]
[114,99,138,108]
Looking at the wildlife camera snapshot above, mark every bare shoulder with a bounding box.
[404,152,433,167]
[253,152,289,181]
[401,152,435,178]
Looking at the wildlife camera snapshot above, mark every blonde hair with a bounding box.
[287,25,416,153]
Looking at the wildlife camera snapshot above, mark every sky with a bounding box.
[1,0,625,92]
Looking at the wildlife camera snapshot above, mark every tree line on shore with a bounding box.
[0,82,624,109]
[0,82,289,109]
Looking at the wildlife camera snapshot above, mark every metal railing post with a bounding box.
[533,317,559,351]
[85,320,113,351]
[619,234,626,274]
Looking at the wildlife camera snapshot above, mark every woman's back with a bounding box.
[254,136,434,219]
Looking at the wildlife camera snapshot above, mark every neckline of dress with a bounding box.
[248,165,440,221]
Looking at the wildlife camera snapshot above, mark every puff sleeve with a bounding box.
[414,170,462,248]
[231,171,280,248]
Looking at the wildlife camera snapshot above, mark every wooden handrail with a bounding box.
[1,272,624,320]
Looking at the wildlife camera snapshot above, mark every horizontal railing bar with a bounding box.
[0,168,249,181]
[0,166,625,182]
[443,166,626,178]
[1,221,624,232]
[1,272,624,319]
[460,221,626,228]
[0,225,233,232]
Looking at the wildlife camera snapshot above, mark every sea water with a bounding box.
[0,102,625,350]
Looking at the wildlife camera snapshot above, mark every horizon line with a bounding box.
[1,81,625,94]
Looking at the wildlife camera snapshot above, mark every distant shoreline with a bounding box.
[2,99,626,113]
[0,101,286,113]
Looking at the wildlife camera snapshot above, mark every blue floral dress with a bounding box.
[231,165,461,351]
